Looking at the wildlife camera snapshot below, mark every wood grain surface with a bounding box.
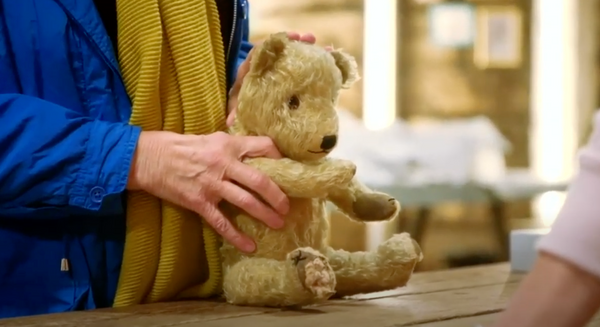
[2,263,590,327]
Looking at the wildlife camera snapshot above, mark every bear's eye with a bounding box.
[288,95,300,110]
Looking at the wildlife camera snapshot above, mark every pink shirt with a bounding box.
[537,111,600,278]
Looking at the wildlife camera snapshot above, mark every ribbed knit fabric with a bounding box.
[113,0,227,306]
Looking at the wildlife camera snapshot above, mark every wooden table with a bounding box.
[0,264,519,327]
[2,263,598,327]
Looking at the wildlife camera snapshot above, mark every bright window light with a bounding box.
[362,0,397,132]
[530,0,578,226]
[363,0,398,250]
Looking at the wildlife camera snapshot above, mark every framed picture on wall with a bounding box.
[428,3,476,48]
[474,5,523,69]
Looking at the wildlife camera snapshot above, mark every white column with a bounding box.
[362,0,398,132]
[529,0,581,227]
[362,0,398,250]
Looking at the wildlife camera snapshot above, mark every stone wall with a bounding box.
[398,0,534,267]
[398,0,532,168]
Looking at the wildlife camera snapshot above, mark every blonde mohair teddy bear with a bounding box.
[222,32,423,307]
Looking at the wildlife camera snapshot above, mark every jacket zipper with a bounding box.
[226,0,239,62]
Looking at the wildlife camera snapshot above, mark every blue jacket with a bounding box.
[0,0,251,319]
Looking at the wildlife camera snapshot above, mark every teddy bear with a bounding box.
[221,32,423,307]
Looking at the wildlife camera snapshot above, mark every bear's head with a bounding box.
[233,32,359,162]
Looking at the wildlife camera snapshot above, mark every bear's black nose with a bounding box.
[320,135,337,151]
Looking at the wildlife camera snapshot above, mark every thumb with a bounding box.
[226,108,237,127]
[236,48,256,81]
[233,135,282,159]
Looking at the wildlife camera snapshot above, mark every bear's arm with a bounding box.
[244,157,355,198]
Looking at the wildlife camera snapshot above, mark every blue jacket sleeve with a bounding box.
[0,94,141,215]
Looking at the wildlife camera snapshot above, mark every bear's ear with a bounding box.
[250,32,289,77]
[330,49,360,89]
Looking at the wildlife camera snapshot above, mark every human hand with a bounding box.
[226,32,318,127]
[127,131,290,253]
[491,252,600,327]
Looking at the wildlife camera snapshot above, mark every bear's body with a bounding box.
[221,33,423,307]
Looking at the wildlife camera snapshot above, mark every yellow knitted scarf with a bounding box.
[113,0,227,306]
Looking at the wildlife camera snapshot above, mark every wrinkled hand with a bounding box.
[226,32,318,127]
[128,131,290,253]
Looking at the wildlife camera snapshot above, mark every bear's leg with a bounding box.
[223,247,336,307]
[324,233,423,297]
[327,178,401,222]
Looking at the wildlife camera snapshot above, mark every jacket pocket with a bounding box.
[0,220,95,319]
[0,278,93,319]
